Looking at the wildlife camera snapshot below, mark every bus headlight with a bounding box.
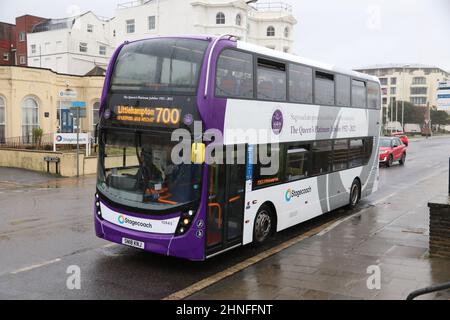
[95,196,102,218]
[175,210,196,236]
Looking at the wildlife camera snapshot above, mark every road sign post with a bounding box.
[72,101,86,177]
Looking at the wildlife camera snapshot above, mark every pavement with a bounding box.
[0,136,450,300]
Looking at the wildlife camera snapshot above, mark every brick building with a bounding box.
[0,22,16,66]
[15,15,47,66]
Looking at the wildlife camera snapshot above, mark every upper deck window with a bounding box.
[216,49,254,99]
[315,71,335,105]
[289,64,313,103]
[367,81,381,109]
[352,80,367,108]
[257,58,286,101]
[111,38,209,94]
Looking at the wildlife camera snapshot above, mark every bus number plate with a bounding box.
[122,238,145,249]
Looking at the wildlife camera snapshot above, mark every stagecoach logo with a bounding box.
[285,187,312,202]
[56,135,63,142]
[104,109,112,120]
[271,109,283,135]
[116,214,153,229]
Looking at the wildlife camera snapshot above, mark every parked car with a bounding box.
[390,131,409,146]
[379,137,407,167]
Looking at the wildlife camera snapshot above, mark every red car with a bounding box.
[379,137,407,167]
[391,131,409,146]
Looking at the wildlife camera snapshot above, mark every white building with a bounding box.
[111,0,297,53]
[27,12,113,76]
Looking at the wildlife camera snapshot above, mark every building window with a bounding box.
[19,56,26,64]
[126,19,135,33]
[31,45,37,54]
[99,45,106,56]
[410,97,427,105]
[391,77,397,85]
[267,26,275,37]
[148,16,156,30]
[390,87,396,95]
[379,78,388,86]
[79,42,88,53]
[235,14,242,26]
[87,24,93,33]
[19,32,26,42]
[284,27,289,38]
[216,12,225,24]
[0,96,5,143]
[412,77,426,85]
[92,101,100,130]
[382,97,387,105]
[283,47,289,53]
[3,52,9,61]
[411,87,427,95]
[22,97,39,139]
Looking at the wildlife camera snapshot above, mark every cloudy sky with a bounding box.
[1,0,449,71]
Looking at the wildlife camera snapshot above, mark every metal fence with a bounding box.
[0,133,54,150]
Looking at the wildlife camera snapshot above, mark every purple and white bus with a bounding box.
[94,35,381,260]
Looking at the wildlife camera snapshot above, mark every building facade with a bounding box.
[27,11,113,76]
[111,0,296,53]
[0,22,16,66]
[15,15,48,66]
[355,64,450,108]
[0,66,104,142]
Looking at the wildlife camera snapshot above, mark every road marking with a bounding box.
[163,218,339,301]
[10,258,62,275]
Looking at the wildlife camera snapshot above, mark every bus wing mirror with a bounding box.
[191,143,206,164]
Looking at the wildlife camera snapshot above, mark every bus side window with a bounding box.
[367,82,381,109]
[364,137,374,164]
[352,80,367,108]
[216,49,254,99]
[336,74,351,107]
[332,139,349,171]
[310,141,332,176]
[289,64,313,104]
[257,58,286,101]
[285,145,310,182]
[349,139,364,168]
[315,71,335,105]
[253,144,283,189]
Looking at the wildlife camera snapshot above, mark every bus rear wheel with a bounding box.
[348,179,361,209]
[253,205,273,245]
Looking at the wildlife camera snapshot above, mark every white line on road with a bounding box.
[10,258,62,275]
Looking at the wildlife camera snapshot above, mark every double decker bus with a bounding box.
[94,35,381,261]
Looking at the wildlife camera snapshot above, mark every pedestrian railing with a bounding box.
[0,133,54,150]
[406,281,450,300]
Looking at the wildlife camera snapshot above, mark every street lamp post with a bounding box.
[402,64,411,132]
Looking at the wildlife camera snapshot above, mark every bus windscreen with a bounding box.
[111,38,209,94]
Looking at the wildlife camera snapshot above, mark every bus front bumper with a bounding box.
[94,215,206,261]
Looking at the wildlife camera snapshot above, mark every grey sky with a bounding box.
[0,0,449,71]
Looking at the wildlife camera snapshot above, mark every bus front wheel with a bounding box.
[253,205,274,245]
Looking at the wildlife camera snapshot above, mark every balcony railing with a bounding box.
[254,2,293,12]
[118,0,152,9]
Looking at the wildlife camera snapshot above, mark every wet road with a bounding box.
[0,136,449,299]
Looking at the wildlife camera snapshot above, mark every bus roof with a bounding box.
[236,40,380,84]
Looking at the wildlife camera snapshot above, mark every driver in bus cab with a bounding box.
[137,148,166,201]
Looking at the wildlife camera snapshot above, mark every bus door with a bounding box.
[206,146,246,256]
